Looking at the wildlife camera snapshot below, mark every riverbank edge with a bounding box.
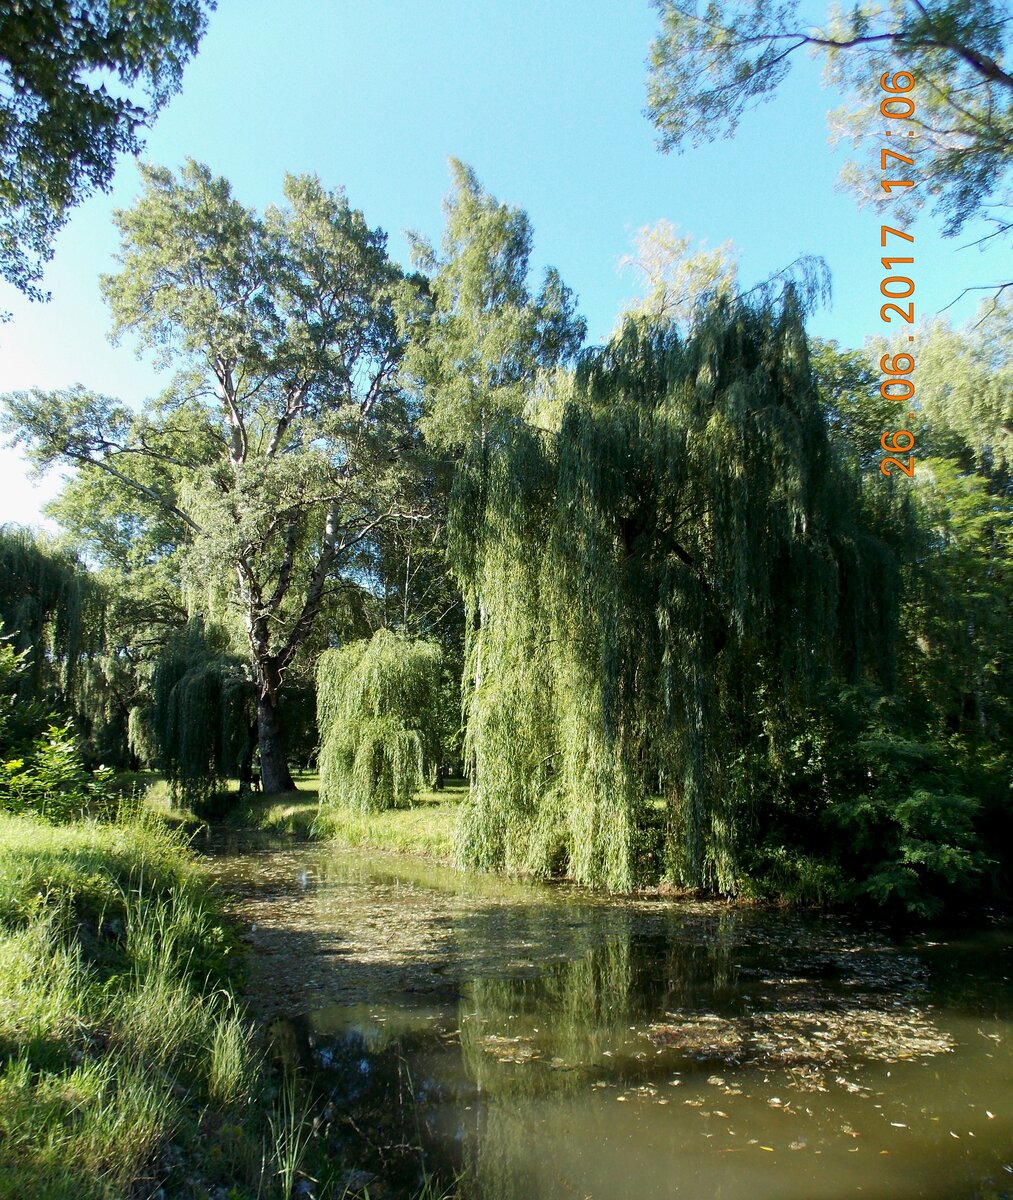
[214,784,463,865]
[0,807,402,1200]
[203,790,782,907]
[207,791,1011,926]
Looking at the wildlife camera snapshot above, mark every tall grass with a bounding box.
[0,810,258,1199]
[0,805,463,1200]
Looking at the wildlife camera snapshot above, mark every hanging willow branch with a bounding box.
[451,291,900,893]
[0,525,102,706]
[151,618,254,808]
[316,628,444,812]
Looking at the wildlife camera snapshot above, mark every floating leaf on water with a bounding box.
[647,1004,952,1081]
[476,1033,540,1063]
[646,1015,747,1059]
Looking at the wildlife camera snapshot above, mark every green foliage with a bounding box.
[805,308,1013,910]
[913,300,1013,475]
[152,619,254,810]
[617,219,739,328]
[810,338,901,475]
[0,722,117,823]
[747,687,992,916]
[0,811,261,1199]
[0,624,120,822]
[899,457,1013,738]
[317,629,444,811]
[0,525,100,704]
[454,293,900,893]
[401,158,585,453]
[3,159,414,793]
[0,524,156,773]
[647,1,1013,248]
[0,0,214,299]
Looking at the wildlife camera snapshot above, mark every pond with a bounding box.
[205,836,1012,1200]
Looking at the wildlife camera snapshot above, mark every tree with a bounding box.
[616,217,830,334]
[317,629,445,811]
[400,158,586,453]
[394,160,588,787]
[453,292,899,892]
[617,218,739,327]
[152,618,254,808]
[3,160,415,794]
[797,308,1013,906]
[885,302,1013,748]
[809,337,902,474]
[0,525,99,707]
[0,624,118,822]
[646,1,1013,265]
[913,299,1013,475]
[0,0,214,300]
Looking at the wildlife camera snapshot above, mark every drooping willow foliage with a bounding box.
[151,618,254,807]
[452,293,900,892]
[0,526,102,705]
[316,628,444,811]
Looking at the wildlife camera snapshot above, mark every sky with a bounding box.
[1,0,1008,528]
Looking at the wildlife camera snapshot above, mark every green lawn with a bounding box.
[217,773,467,862]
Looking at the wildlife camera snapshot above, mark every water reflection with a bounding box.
[208,842,1013,1199]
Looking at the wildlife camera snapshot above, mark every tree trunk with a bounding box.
[238,719,259,798]
[257,693,296,794]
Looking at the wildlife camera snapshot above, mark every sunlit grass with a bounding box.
[316,786,465,862]
[214,772,468,863]
[0,811,257,1198]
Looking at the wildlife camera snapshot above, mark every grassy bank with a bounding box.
[0,809,269,1198]
[0,807,440,1199]
[216,775,466,863]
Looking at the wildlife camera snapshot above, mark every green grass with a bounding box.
[211,773,467,863]
[0,784,466,1199]
[314,784,465,861]
[0,810,267,1199]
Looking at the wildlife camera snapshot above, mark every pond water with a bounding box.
[205,837,1012,1200]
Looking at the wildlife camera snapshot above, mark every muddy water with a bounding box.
[205,836,1013,1200]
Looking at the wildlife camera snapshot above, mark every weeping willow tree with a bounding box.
[452,292,900,893]
[0,525,102,706]
[317,628,444,811]
[151,618,255,808]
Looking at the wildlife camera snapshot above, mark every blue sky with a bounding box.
[1,0,1007,525]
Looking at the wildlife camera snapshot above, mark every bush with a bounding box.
[0,632,125,823]
[1,722,119,821]
[743,687,992,917]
